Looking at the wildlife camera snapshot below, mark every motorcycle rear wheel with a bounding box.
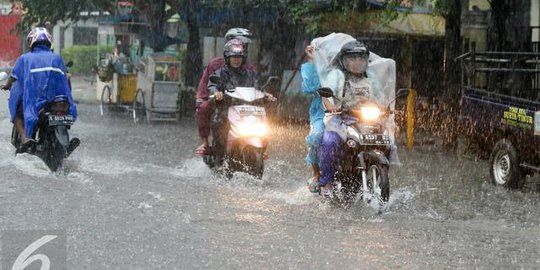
[44,133,66,172]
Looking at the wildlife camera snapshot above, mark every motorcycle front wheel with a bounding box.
[242,146,264,179]
[366,163,390,203]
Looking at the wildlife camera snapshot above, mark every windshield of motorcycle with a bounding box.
[226,87,265,102]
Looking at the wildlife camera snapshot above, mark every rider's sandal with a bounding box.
[15,139,36,154]
[307,177,320,194]
[67,138,81,156]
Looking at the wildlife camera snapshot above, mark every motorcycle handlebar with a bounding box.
[323,108,396,116]
[207,93,277,102]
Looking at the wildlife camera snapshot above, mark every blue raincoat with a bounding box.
[10,45,77,139]
[301,62,324,166]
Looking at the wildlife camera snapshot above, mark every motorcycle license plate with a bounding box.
[237,106,265,116]
[48,115,74,126]
[359,134,390,145]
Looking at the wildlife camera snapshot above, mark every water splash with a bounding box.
[263,186,318,205]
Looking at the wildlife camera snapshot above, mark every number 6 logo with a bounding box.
[11,235,57,270]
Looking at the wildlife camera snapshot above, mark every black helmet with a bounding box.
[340,40,369,57]
[223,39,246,68]
[338,40,369,69]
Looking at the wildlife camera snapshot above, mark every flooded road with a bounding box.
[0,93,539,269]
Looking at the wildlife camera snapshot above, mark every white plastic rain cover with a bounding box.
[311,32,396,108]
[311,33,398,144]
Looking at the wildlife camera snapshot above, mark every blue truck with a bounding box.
[459,50,540,188]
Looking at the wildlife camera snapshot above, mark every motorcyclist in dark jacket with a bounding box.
[208,39,271,166]
[195,28,255,156]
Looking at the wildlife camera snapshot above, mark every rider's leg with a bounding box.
[318,131,342,187]
[13,116,27,144]
[13,101,27,144]
[196,100,212,152]
[211,109,229,166]
[305,119,324,180]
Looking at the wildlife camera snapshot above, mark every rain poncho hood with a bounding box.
[311,33,396,108]
[10,45,77,138]
[310,33,397,143]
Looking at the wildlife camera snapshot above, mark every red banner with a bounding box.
[0,15,21,68]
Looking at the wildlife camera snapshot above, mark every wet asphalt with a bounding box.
[0,87,539,269]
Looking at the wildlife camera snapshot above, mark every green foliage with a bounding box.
[14,0,115,32]
[61,45,113,74]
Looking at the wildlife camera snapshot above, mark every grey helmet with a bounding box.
[225,28,252,44]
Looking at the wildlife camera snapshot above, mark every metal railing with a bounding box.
[457,43,540,101]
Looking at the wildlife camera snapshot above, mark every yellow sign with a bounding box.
[502,106,534,130]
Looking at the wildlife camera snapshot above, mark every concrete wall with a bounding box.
[52,18,99,50]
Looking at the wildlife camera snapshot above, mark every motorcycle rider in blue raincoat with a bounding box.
[301,45,328,193]
[1,27,77,153]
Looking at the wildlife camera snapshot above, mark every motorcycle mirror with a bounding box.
[66,61,74,68]
[317,87,334,98]
[386,88,410,109]
[396,88,409,98]
[266,76,280,88]
[262,76,281,97]
[0,72,8,81]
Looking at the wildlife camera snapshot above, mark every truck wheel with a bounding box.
[489,139,525,189]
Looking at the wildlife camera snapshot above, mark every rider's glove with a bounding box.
[265,93,276,102]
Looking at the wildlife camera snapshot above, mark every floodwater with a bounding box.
[0,90,538,269]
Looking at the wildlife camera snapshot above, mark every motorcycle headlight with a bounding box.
[359,106,381,122]
[237,116,268,137]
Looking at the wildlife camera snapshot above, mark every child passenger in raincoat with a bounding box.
[301,45,329,193]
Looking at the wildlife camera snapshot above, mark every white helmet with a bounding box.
[224,28,252,44]
[27,27,52,49]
